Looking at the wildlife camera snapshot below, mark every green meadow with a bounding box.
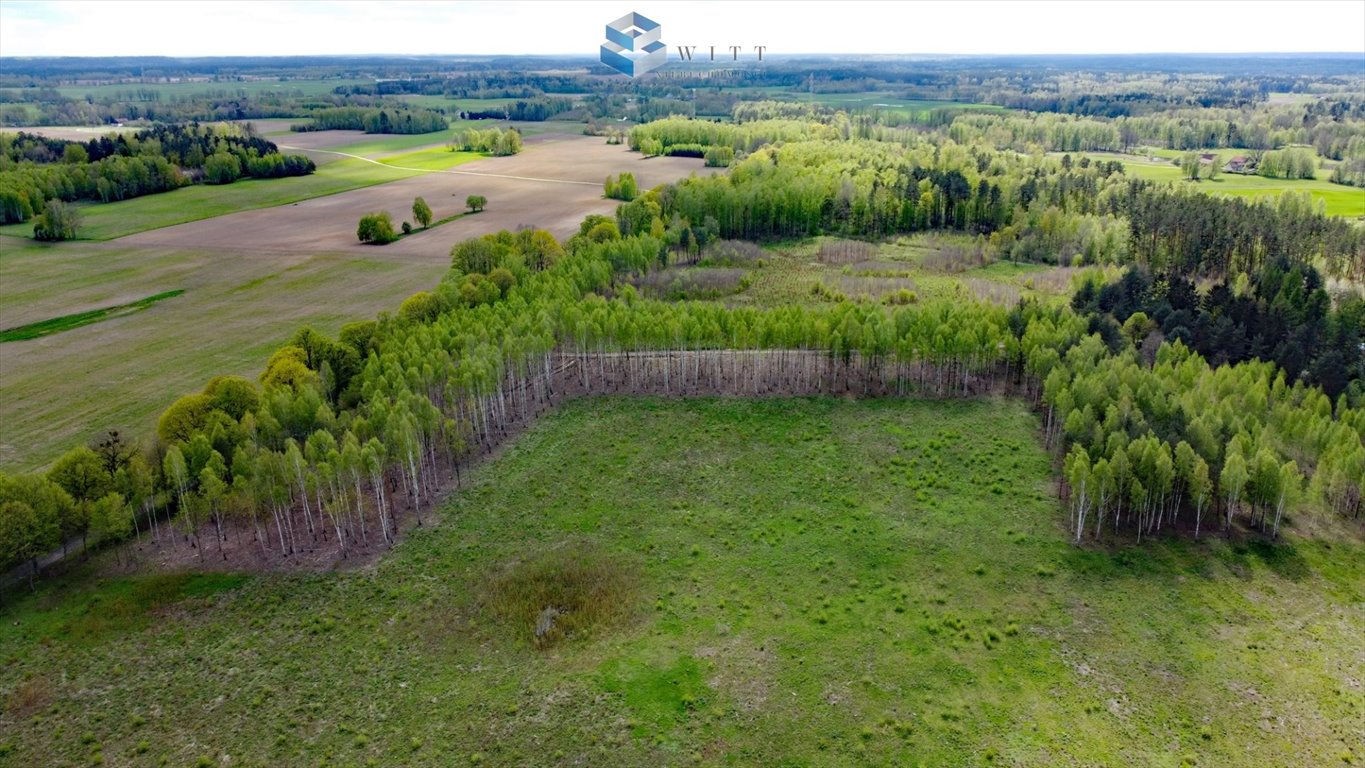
[2,397,1360,767]
[1079,151,1365,218]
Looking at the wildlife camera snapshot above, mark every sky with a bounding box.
[1,0,1363,58]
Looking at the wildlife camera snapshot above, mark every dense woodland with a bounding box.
[0,124,313,226]
[290,106,448,134]
[3,105,1363,583]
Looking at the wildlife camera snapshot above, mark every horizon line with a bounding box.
[3,51,1365,60]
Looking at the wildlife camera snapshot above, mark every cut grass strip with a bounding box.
[0,289,184,342]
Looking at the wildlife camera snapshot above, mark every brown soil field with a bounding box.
[118,136,709,258]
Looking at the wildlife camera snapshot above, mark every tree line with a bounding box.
[453,127,522,155]
[291,107,448,135]
[0,124,314,226]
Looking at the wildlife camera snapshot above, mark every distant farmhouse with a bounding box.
[1223,155,1253,174]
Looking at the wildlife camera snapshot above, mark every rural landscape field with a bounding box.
[1,1,1363,766]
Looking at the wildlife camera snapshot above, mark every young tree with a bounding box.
[1221,449,1248,532]
[412,197,433,229]
[466,195,487,213]
[1180,152,1201,181]
[1272,461,1299,539]
[1065,445,1092,544]
[1188,456,1211,539]
[162,445,191,547]
[87,492,132,564]
[493,129,522,156]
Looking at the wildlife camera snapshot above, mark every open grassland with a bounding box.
[0,289,183,342]
[702,234,1093,310]
[0,126,617,244]
[1079,150,1365,218]
[1,397,1361,767]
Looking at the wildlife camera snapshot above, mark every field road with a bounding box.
[117,136,713,259]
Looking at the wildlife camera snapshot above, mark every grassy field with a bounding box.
[717,88,1008,117]
[1,397,1360,767]
[377,149,487,171]
[1079,150,1365,218]
[707,234,1091,310]
[0,158,420,241]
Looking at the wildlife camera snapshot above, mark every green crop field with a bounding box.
[313,132,456,157]
[378,148,487,171]
[0,158,419,241]
[2,397,1360,767]
[0,237,451,472]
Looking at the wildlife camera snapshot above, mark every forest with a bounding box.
[3,103,1362,579]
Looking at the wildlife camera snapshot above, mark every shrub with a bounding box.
[203,152,241,184]
[703,145,735,167]
[357,212,397,244]
[604,172,638,201]
[31,199,81,241]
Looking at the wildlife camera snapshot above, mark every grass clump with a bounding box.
[485,542,640,648]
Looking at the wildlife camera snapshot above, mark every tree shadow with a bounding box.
[1054,527,1313,585]
[1238,538,1311,582]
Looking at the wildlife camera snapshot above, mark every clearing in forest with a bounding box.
[2,397,1360,767]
